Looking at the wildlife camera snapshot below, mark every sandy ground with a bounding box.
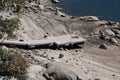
[18,45,120,80]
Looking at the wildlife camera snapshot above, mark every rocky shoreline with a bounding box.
[0,0,120,80]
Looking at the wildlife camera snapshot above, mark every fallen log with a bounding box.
[0,34,86,49]
[0,40,53,49]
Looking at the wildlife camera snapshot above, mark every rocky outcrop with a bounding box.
[112,28,120,35]
[79,16,99,21]
[52,0,59,3]
[110,38,118,45]
[43,62,82,80]
[105,29,115,36]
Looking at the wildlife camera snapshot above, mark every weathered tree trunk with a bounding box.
[0,40,52,49]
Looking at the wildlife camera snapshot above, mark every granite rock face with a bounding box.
[44,62,82,80]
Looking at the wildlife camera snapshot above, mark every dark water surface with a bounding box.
[58,0,120,22]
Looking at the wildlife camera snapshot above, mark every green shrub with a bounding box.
[0,0,28,11]
[0,18,20,38]
[0,48,28,80]
[0,0,28,8]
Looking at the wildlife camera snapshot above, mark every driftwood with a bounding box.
[0,35,86,49]
[0,40,53,49]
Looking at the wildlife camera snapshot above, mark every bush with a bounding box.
[0,17,20,38]
[0,48,28,80]
[0,0,28,10]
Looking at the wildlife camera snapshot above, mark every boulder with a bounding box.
[106,21,119,26]
[79,16,99,21]
[44,62,82,80]
[39,5,44,10]
[105,29,115,36]
[56,11,66,17]
[52,0,59,3]
[112,29,120,34]
[110,38,118,45]
[116,34,120,39]
[58,53,64,58]
[99,44,108,49]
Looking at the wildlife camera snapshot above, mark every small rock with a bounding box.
[39,5,44,10]
[112,29,120,34]
[104,36,111,40]
[99,44,108,49]
[73,58,76,60]
[75,49,79,52]
[76,63,79,65]
[44,52,47,54]
[26,53,32,57]
[79,16,99,21]
[110,38,118,44]
[9,12,13,15]
[99,31,106,40]
[94,79,100,80]
[58,53,64,58]
[52,0,59,3]
[107,21,117,26]
[19,39,24,42]
[105,29,115,36]
[116,34,120,39]
[1,46,9,51]
[41,54,48,58]
[64,48,68,51]
[112,74,116,76]
[43,35,48,38]
[66,60,68,63]
[59,47,64,50]
[89,33,94,36]
[51,57,55,59]
[81,55,84,57]
[56,11,66,17]
[93,29,100,35]
[56,7,63,10]
[112,26,119,28]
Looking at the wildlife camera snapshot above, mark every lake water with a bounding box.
[57,0,120,22]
